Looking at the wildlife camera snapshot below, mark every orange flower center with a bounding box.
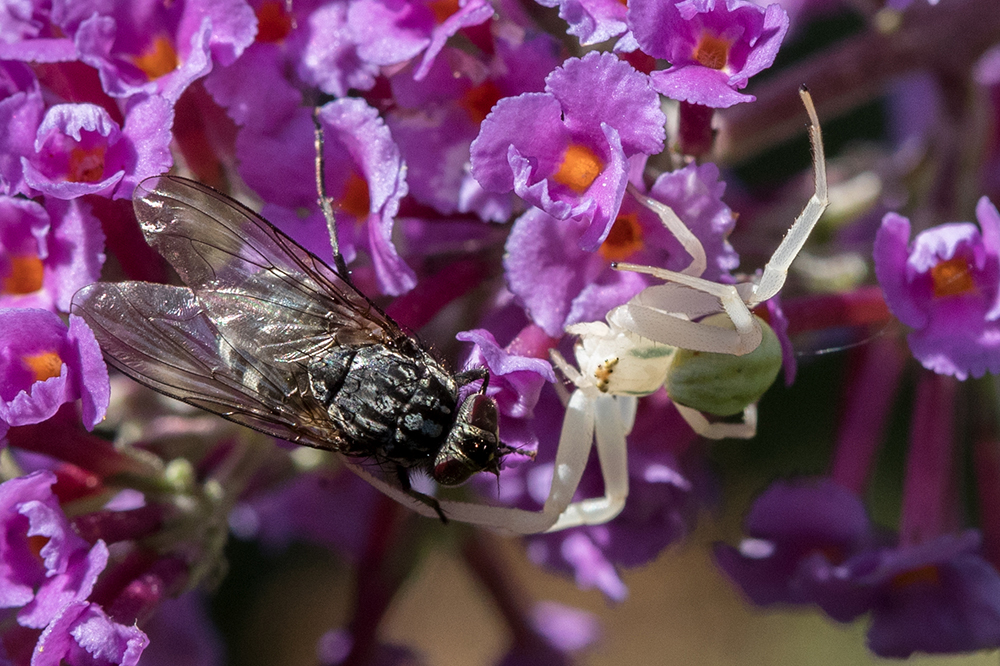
[599,212,644,262]
[931,256,976,298]
[460,80,503,125]
[256,1,294,43]
[553,144,603,193]
[2,255,44,295]
[133,35,179,80]
[339,172,371,220]
[28,535,50,561]
[427,0,460,23]
[23,351,63,382]
[891,564,940,589]
[693,32,731,70]
[68,145,106,183]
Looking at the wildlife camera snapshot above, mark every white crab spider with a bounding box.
[354,87,827,535]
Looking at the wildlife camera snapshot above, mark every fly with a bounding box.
[72,129,508,521]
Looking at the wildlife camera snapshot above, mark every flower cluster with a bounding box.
[2,0,1000,663]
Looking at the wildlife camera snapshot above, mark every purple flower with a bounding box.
[0,62,45,196]
[529,601,600,652]
[456,325,556,470]
[0,309,109,438]
[456,328,555,422]
[471,51,666,250]
[0,197,106,312]
[207,1,377,124]
[237,99,414,295]
[300,1,380,97]
[386,31,562,221]
[863,531,1000,658]
[74,0,256,101]
[33,600,148,666]
[21,97,174,200]
[0,4,77,63]
[719,479,1000,656]
[534,0,630,47]
[497,601,600,666]
[713,478,883,620]
[232,469,378,561]
[204,37,304,129]
[873,197,1000,380]
[629,0,789,108]
[348,0,495,80]
[505,162,738,336]
[0,471,110,630]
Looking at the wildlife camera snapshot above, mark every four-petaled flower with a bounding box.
[630,0,789,108]
[874,196,1000,380]
[471,51,666,251]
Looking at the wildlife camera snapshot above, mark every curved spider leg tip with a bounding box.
[799,83,809,93]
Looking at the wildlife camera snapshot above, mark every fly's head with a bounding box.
[433,393,502,486]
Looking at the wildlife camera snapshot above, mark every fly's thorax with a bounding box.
[433,393,501,486]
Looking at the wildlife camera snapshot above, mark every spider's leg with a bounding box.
[611,265,763,356]
[627,184,707,278]
[459,388,598,533]
[749,86,828,306]
[674,402,758,440]
[546,394,633,532]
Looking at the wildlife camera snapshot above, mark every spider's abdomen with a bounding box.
[307,344,459,466]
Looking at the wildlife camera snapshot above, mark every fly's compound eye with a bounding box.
[433,394,501,486]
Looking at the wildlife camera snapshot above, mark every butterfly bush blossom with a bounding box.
[2,0,1000,663]
[874,196,1000,380]
[630,0,789,108]
[471,51,667,250]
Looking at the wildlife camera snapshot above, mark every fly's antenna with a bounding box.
[313,107,350,278]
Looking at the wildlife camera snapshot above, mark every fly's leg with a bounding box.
[313,106,350,279]
[395,464,449,524]
[453,366,490,393]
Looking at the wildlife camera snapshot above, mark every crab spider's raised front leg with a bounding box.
[626,184,707,278]
[610,86,827,358]
[749,85,828,307]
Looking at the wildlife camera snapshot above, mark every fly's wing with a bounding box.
[132,175,406,364]
[72,282,346,450]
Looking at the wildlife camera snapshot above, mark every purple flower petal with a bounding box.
[471,52,664,249]
[0,308,109,431]
[630,0,788,108]
[0,62,44,196]
[21,98,173,200]
[874,200,1000,379]
[33,601,149,666]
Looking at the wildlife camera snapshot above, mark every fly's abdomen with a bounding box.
[307,345,458,465]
